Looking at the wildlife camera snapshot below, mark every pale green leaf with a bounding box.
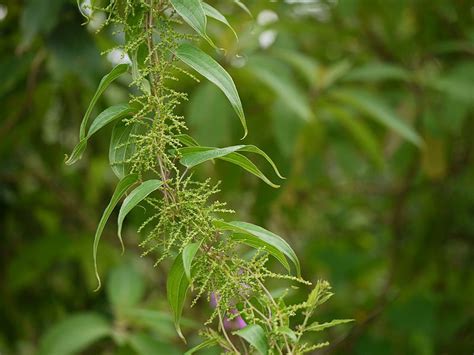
[65,104,135,165]
[167,253,190,342]
[184,338,218,355]
[93,174,138,290]
[106,264,145,309]
[234,324,268,355]
[39,313,111,355]
[175,43,247,137]
[117,179,162,245]
[202,3,238,40]
[182,242,201,281]
[332,89,423,147]
[229,233,290,273]
[214,220,300,276]
[306,319,354,332]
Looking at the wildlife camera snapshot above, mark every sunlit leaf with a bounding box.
[182,242,201,281]
[39,313,111,355]
[117,179,162,245]
[214,220,300,276]
[175,43,247,137]
[93,174,138,290]
[234,324,268,355]
[229,233,290,272]
[306,319,354,332]
[167,253,190,342]
[332,89,423,147]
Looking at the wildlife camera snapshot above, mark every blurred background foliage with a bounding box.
[1,0,473,354]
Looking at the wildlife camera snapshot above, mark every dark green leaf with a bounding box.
[93,174,138,290]
[117,179,162,244]
[169,0,214,46]
[39,313,111,355]
[184,338,218,355]
[167,253,190,342]
[234,324,268,355]
[202,3,238,39]
[128,333,181,355]
[214,220,300,276]
[175,43,247,137]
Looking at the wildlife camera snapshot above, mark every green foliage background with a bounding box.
[1,0,473,354]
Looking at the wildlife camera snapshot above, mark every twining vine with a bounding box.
[67,0,351,353]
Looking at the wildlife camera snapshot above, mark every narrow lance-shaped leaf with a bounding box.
[202,2,238,40]
[306,319,354,332]
[233,324,268,355]
[229,233,290,273]
[117,179,163,249]
[93,174,139,291]
[182,242,201,281]
[79,64,129,140]
[214,220,301,277]
[167,253,190,342]
[169,0,214,47]
[175,43,247,138]
[331,89,423,147]
[184,338,218,355]
[65,104,135,165]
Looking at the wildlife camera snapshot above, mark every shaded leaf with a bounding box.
[182,242,201,281]
[93,174,139,290]
[214,220,300,276]
[39,313,111,355]
[128,333,181,355]
[175,43,247,137]
[170,0,214,46]
[184,338,218,355]
[234,324,268,355]
[117,179,163,245]
[106,264,145,309]
[343,63,409,82]
[65,104,135,165]
[202,3,238,39]
[167,253,190,342]
[332,89,423,147]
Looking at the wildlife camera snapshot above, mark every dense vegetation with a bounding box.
[1,0,473,354]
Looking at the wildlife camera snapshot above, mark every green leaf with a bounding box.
[182,242,201,281]
[178,144,284,187]
[276,327,297,343]
[109,120,149,179]
[175,43,247,138]
[214,220,301,276]
[202,3,238,40]
[233,324,268,355]
[306,319,354,332]
[327,106,384,168]
[272,49,320,86]
[117,179,163,245]
[175,134,200,147]
[331,89,423,147]
[39,313,111,355]
[167,253,190,342]
[169,0,214,47]
[229,233,290,273]
[234,0,252,17]
[343,63,409,82]
[65,104,135,165]
[93,174,138,290]
[79,64,129,140]
[128,333,181,355]
[106,264,145,309]
[184,338,218,355]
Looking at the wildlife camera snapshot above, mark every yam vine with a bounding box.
[67,0,351,353]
